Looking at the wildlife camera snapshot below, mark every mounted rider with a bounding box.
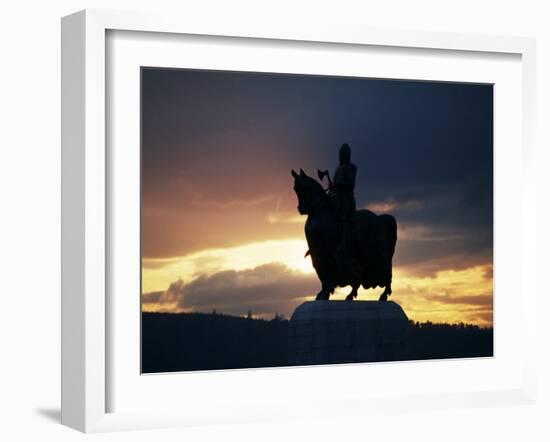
[331,143,361,281]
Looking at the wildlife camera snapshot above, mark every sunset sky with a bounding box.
[141,68,493,327]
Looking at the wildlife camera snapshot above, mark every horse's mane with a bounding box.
[302,174,331,206]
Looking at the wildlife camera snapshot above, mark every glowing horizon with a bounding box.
[142,236,493,327]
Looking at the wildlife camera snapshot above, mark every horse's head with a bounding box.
[291,168,327,215]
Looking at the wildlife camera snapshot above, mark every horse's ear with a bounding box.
[300,168,306,177]
[291,169,298,178]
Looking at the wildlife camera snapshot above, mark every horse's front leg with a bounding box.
[315,266,334,300]
[315,278,336,300]
[315,287,330,300]
[309,244,334,301]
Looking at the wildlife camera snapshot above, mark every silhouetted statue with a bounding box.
[292,144,397,301]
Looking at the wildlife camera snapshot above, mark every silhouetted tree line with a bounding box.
[142,312,493,373]
[409,319,491,331]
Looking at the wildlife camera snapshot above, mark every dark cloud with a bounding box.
[389,218,492,277]
[397,255,492,279]
[142,279,185,305]
[143,263,319,318]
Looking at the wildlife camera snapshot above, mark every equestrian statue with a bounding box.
[291,143,397,301]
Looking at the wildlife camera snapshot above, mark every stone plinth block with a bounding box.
[288,301,409,366]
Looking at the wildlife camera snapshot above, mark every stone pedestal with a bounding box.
[288,301,409,366]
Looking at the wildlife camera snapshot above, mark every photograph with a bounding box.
[140,67,494,373]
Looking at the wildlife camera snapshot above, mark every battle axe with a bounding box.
[306,170,332,259]
[317,169,333,189]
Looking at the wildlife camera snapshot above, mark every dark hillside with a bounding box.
[142,312,493,373]
[142,312,288,373]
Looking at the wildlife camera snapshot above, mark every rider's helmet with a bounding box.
[339,143,351,165]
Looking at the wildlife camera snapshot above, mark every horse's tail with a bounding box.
[381,214,397,258]
[380,213,397,291]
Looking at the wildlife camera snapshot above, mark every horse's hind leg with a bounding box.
[345,283,360,301]
[378,284,392,301]
[379,255,393,301]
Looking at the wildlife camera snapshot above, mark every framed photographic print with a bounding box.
[61,9,537,432]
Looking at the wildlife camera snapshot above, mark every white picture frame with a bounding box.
[61,9,537,433]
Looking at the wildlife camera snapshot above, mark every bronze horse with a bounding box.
[292,168,397,301]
